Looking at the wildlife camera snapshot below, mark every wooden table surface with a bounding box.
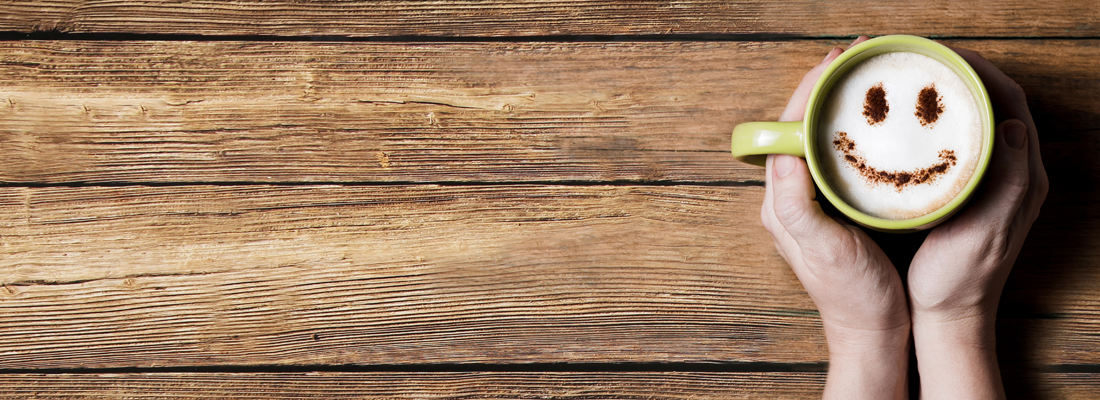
[2,1,1099,398]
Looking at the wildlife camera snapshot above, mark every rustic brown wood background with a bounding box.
[1,1,1099,398]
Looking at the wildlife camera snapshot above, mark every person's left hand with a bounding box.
[903,45,1049,400]
[759,36,910,399]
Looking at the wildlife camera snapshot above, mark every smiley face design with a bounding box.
[817,52,983,220]
[832,82,956,190]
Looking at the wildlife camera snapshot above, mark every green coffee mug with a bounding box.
[731,35,994,232]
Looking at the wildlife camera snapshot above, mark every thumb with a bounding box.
[770,154,848,243]
[780,47,843,122]
[956,119,1030,228]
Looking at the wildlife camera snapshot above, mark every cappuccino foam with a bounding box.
[817,52,983,220]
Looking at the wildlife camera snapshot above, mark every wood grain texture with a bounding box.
[0,185,830,368]
[2,40,1098,184]
[1,1,1098,37]
[0,371,1095,400]
[3,184,1100,368]
[0,372,828,399]
[0,40,801,184]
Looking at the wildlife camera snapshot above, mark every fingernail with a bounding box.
[822,47,841,62]
[1004,121,1027,149]
[775,155,796,178]
[848,36,867,49]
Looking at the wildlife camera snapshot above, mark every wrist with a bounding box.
[911,306,997,350]
[823,319,911,359]
[912,311,1004,399]
[821,322,911,400]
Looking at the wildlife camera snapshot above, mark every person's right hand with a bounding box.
[761,36,910,400]
[906,46,1049,399]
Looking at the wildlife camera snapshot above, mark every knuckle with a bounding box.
[986,235,1011,265]
[760,204,773,230]
[802,232,858,275]
[833,228,863,263]
[773,194,809,229]
[1035,173,1050,200]
[1010,82,1028,103]
[960,231,1006,268]
[1004,167,1030,193]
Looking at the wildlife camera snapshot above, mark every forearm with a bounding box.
[823,324,911,400]
[912,313,1005,400]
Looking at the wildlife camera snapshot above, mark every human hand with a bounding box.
[906,46,1049,399]
[761,36,909,400]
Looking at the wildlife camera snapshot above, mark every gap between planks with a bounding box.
[1,0,1098,37]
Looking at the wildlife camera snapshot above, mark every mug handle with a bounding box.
[730,121,805,166]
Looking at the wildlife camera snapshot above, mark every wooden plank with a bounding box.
[992,33,1100,363]
[1028,373,1100,399]
[2,40,1098,184]
[0,185,829,368]
[3,184,1100,368]
[0,40,799,184]
[997,145,1100,365]
[0,372,828,399]
[1,1,1098,38]
[1,371,1095,400]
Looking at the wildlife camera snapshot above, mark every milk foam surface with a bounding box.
[817,52,983,220]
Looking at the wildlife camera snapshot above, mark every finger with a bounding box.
[763,154,799,263]
[779,46,844,121]
[769,154,849,249]
[1015,122,1049,227]
[950,47,1029,117]
[949,120,1031,232]
[762,154,778,234]
[847,35,870,49]
[950,47,1038,149]
[779,37,865,122]
[950,46,1048,222]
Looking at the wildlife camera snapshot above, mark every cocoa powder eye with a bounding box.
[916,84,945,126]
[814,51,983,220]
[863,83,889,125]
